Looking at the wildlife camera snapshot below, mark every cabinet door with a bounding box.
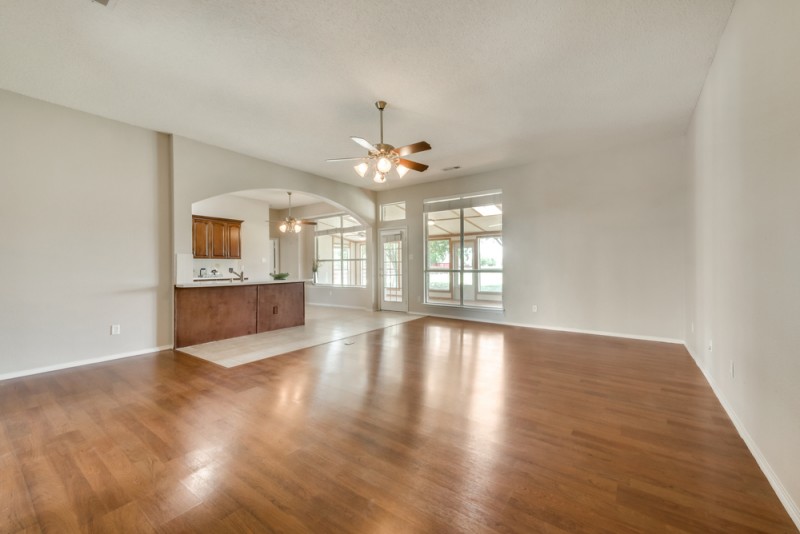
[193,219,211,258]
[210,220,227,258]
[257,283,305,332]
[228,223,241,259]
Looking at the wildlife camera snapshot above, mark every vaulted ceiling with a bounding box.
[0,1,734,190]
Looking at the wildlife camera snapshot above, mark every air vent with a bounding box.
[443,166,461,171]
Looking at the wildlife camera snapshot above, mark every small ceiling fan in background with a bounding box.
[267,192,317,234]
[327,100,431,184]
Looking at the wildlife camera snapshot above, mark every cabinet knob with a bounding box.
[273,306,278,314]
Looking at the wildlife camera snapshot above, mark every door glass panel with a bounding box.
[380,229,407,311]
[382,237,402,303]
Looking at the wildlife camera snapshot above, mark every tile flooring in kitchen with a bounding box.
[177,305,422,367]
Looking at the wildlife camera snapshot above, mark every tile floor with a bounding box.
[177,305,422,368]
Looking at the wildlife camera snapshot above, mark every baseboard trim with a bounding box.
[306,302,373,312]
[0,345,173,381]
[410,311,684,345]
[686,345,800,530]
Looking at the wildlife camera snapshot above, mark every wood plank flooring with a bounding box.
[1,317,796,533]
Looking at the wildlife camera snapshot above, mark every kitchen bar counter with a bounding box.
[176,278,309,288]
[174,280,305,348]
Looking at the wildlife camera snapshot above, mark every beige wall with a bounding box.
[170,135,377,309]
[0,89,172,378]
[687,0,800,524]
[378,135,688,341]
[171,136,375,262]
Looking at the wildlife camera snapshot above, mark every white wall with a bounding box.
[687,0,800,525]
[192,195,273,282]
[377,135,687,341]
[0,90,172,378]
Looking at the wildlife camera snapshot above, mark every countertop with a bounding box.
[175,279,309,288]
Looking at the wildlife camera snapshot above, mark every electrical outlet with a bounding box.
[111,324,121,335]
[531,304,538,313]
[730,360,735,379]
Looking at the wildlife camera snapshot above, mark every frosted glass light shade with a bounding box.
[354,162,369,177]
[294,223,302,233]
[396,164,409,178]
[376,156,392,173]
[373,171,386,184]
[279,222,287,233]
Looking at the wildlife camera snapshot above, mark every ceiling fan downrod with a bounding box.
[376,100,386,146]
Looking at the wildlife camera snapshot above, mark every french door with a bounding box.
[380,228,407,311]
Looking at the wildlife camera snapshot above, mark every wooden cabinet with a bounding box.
[193,218,211,258]
[174,282,305,348]
[257,283,305,332]
[228,223,241,258]
[174,285,258,347]
[192,216,242,259]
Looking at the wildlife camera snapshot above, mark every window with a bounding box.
[381,201,406,221]
[314,214,367,287]
[426,239,451,291]
[424,191,502,309]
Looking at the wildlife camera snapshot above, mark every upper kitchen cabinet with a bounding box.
[227,222,241,258]
[192,215,243,259]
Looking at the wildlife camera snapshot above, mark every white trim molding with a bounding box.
[686,346,800,530]
[410,311,684,345]
[0,345,173,381]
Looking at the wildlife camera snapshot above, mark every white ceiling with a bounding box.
[0,0,734,191]
[231,190,322,209]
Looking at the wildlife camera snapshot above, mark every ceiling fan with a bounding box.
[267,192,317,234]
[327,100,431,184]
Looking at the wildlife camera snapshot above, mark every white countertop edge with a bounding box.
[175,279,310,288]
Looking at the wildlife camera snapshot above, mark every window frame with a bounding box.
[381,201,407,222]
[314,214,368,288]
[423,191,503,309]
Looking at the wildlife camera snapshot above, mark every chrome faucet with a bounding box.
[228,267,245,281]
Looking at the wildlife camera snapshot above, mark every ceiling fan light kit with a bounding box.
[328,100,431,184]
[273,192,316,234]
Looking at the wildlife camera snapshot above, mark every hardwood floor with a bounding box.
[1,317,796,533]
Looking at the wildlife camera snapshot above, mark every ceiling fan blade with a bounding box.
[299,220,318,225]
[351,137,377,153]
[398,158,429,172]
[327,157,365,162]
[393,141,431,157]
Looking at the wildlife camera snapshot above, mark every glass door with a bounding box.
[380,228,407,311]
